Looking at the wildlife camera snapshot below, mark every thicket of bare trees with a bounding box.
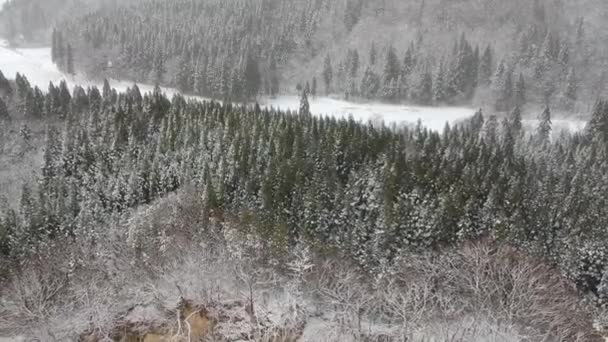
[0,188,602,341]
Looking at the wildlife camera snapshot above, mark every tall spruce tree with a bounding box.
[323,54,333,94]
[536,106,552,145]
[66,43,75,75]
[299,89,310,115]
[515,73,526,107]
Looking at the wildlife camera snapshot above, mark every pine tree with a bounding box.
[311,77,317,98]
[483,115,499,143]
[41,127,62,189]
[514,73,526,108]
[433,62,446,103]
[536,106,552,145]
[0,70,11,97]
[360,66,380,99]
[402,44,416,77]
[350,49,360,78]
[54,30,65,68]
[0,97,9,120]
[559,43,570,65]
[478,45,493,85]
[66,43,75,75]
[508,106,523,138]
[176,56,193,93]
[382,46,401,85]
[564,67,577,110]
[369,42,377,66]
[51,28,58,64]
[495,66,513,112]
[269,57,280,96]
[470,108,484,133]
[323,54,333,94]
[153,51,166,84]
[344,0,363,32]
[299,90,310,116]
[417,71,433,105]
[103,79,112,100]
[244,53,261,99]
[586,100,608,142]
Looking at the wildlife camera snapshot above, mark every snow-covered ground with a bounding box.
[0,41,186,97]
[261,95,475,131]
[0,42,588,132]
[0,44,475,130]
[524,118,588,135]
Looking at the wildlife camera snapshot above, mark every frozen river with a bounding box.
[0,39,587,132]
[0,39,475,130]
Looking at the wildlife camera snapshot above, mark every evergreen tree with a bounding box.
[417,71,433,105]
[402,44,416,78]
[369,42,377,66]
[244,54,261,99]
[0,97,9,120]
[586,100,608,142]
[323,54,333,94]
[508,106,523,138]
[269,57,280,96]
[478,45,493,85]
[66,43,75,75]
[153,51,166,84]
[175,56,193,93]
[433,62,447,103]
[536,106,552,145]
[495,67,513,111]
[54,30,65,68]
[51,28,58,64]
[470,108,485,133]
[515,73,526,107]
[0,70,11,98]
[350,49,360,78]
[299,89,310,116]
[360,66,380,99]
[344,0,363,32]
[382,46,401,85]
[564,67,577,110]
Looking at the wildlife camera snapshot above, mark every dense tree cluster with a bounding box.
[54,0,350,100]
[50,0,593,110]
[327,24,582,109]
[3,71,608,299]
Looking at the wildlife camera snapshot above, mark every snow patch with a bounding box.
[0,45,189,99]
[261,95,475,131]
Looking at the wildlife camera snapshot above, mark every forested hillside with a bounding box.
[6,1,608,340]
[51,0,608,111]
[2,68,608,339]
[3,65,608,299]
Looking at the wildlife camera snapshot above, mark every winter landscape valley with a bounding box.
[0,39,589,133]
[2,1,608,342]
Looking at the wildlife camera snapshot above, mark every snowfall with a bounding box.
[0,38,588,133]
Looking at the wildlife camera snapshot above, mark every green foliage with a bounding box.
[3,71,608,298]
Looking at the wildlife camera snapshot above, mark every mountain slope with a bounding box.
[51,0,608,112]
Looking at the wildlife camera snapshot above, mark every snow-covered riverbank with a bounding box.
[0,41,588,132]
[0,41,476,130]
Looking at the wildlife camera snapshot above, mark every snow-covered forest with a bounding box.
[43,0,605,112]
[2,0,608,341]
